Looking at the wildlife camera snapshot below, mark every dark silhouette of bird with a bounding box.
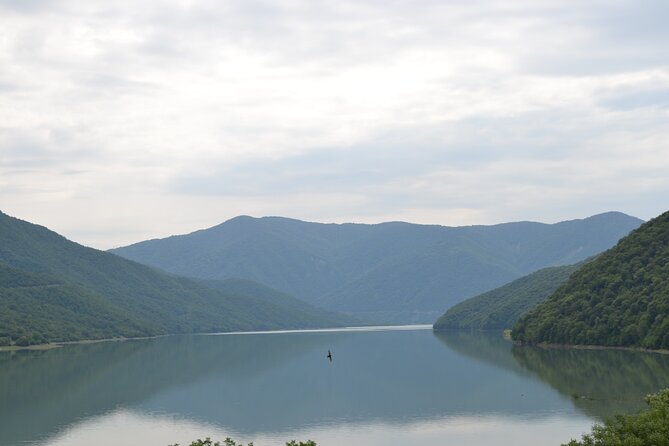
[327,350,332,363]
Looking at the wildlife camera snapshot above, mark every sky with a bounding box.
[1,0,668,249]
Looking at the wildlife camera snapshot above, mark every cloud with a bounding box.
[597,87,669,111]
[0,0,668,248]
[0,0,55,13]
[516,0,669,76]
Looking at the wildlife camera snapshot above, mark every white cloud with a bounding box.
[1,0,667,248]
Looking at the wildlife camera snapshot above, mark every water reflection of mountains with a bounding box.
[0,334,325,446]
[2,329,576,445]
[435,330,669,419]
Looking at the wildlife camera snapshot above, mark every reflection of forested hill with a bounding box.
[11,329,665,444]
[432,330,528,375]
[0,329,577,446]
[0,334,327,446]
[511,346,669,418]
[128,330,569,434]
[434,330,669,420]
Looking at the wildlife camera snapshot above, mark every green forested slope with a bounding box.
[0,211,353,345]
[433,262,583,330]
[111,212,642,323]
[0,263,150,345]
[198,277,359,327]
[512,210,669,349]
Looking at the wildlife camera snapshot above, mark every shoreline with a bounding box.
[0,334,166,352]
[514,340,669,355]
[0,343,63,352]
[0,324,431,352]
[206,324,432,337]
[432,327,669,355]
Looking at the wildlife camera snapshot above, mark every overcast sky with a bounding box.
[1,0,668,249]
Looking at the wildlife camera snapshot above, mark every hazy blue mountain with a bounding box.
[111,212,643,323]
[434,262,585,330]
[513,210,669,349]
[197,277,360,327]
[0,211,355,345]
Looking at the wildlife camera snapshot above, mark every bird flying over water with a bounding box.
[327,350,332,363]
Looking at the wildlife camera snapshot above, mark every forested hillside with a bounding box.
[512,210,669,349]
[197,277,358,327]
[0,211,354,346]
[434,262,584,330]
[112,212,642,323]
[0,263,150,345]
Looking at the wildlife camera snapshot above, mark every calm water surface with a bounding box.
[2,326,669,446]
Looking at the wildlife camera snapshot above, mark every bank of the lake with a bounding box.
[435,328,669,355]
[0,324,425,352]
[513,341,669,355]
[0,334,166,352]
[0,343,62,352]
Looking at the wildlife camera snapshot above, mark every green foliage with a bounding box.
[434,262,584,330]
[563,389,669,445]
[170,437,254,446]
[0,211,354,345]
[0,336,10,346]
[111,212,642,323]
[513,210,669,349]
[15,333,48,346]
[0,262,152,344]
[169,438,315,446]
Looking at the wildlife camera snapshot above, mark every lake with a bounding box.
[2,326,669,446]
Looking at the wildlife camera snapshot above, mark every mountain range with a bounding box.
[512,210,669,349]
[0,211,354,345]
[433,261,585,330]
[112,212,643,323]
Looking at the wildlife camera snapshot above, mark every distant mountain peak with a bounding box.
[583,211,643,221]
[111,211,644,324]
